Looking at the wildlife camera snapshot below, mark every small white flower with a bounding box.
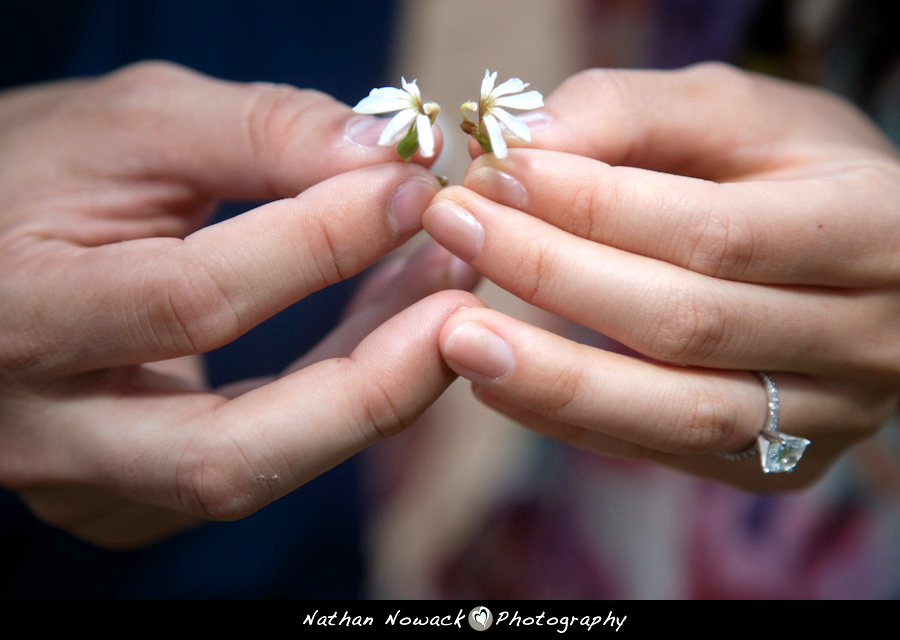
[460,70,544,158]
[353,77,440,158]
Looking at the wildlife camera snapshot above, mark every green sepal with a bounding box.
[396,123,419,160]
[473,130,492,154]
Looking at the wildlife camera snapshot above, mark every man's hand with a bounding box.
[0,62,478,547]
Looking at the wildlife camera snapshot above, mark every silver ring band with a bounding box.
[720,372,810,473]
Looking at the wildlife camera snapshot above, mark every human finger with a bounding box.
[55,62,443,201]
[288,240,480,369]
[342,240,480,321]
[218,240,481,397]
[525,64,898,179]
[462,150,900,287]
[8,163,441,376]
[423,188,900,375]
[4,291,483,534]
[184,290,481,518]
[0,77,87,128]
[439,307,890,489]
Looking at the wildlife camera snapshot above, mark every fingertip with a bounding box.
[388,174,442,238]
[352,289,484,372]
[422,194,484,262]
[442,320,514,383]
[439,306,521,386]
[439,303,492,341]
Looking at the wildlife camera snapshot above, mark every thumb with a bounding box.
[78,61,443,200]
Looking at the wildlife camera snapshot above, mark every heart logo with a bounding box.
[473,609,487,627]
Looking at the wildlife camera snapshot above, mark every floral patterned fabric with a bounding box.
[431,423,900,599]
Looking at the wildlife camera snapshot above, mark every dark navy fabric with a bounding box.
[1,0,397,599]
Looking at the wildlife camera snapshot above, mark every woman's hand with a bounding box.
[0,62,478,547]
[424,63,900,490]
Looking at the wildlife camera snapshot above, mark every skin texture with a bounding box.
[0,62,480,548]
[425,63,900,491]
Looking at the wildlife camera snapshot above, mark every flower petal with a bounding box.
[483,113,507,159]
[481,70,498,100]
[353,86,412,114]
[416,112,435,157]
[378,108,417,146]
[401,77,422,104]
[494,90,544,111]
[490,77,528,98]
[491,107,531,143]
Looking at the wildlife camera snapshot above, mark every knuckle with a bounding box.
[510,236,561,307]
[570,68,639,103]
[565,175,605,239]
[142,250,242,356]
[665,385,739,453]
[686,202,757,278]
[305,212,346,285]
[77,62,202,140]
[683,61,746,93]
[174,430,265,521]
[640,283,725,364]
[538,364,586,417]
[353,375,409,442]
[97,61,199,106]
[108,60,193,87]
[243,84,335,183]
[566,69,645,163]
[557,68,605,96]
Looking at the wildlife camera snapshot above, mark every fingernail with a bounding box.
[346,115,388,147]
[465,166,529,211]
[389,177,440,237]
[516,110,553,134]
[424,202,483,260]
[443,322,513,381]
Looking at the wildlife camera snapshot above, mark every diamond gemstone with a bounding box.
[758,433,811,474]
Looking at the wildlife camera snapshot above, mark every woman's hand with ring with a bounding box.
[424,63,900,489]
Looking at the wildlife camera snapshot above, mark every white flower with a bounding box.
[460,70,544,158]
[353,77,440,158]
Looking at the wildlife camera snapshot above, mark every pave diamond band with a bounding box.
[719,372,810,474]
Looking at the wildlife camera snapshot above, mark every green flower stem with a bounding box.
[473,129,492,154]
